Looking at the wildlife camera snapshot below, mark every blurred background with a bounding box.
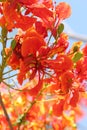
[56,0,87,130]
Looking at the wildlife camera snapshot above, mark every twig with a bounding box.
[3,81,23,91]
[3,69,14,75]
[16,86,47,129]
[2,74,17,80]
[0,92,13,130]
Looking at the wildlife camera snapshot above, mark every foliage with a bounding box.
[0,0,87,130]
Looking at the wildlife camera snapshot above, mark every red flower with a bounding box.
[8,53,21,70]
[17,28,49,84]
[52,99,65,116]
[15,15,36,31]
[26,80,43,96]
[49,33,69,55]
[82,44,87,56]
[7,36,22,69]
[42,0,53,8]
[27,3,53,28]
[28,3,53,19]
[17,48,50,84]
[21,27,46,57]
[35,21,47,38]
[46,55,73,75]
[76,59,87,81]
[3,2,19,30]
[2,1,36,30]
[61,71,74,93]
[70,90,79,107]
[0,16,6,27]
[56,2,71,20]
[18,0,38,6]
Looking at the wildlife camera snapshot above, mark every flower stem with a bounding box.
[0,27,13,129]
[16,86,46,129]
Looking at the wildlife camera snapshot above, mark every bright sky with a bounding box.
[57,0,87,35]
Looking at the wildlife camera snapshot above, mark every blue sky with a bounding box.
[57,0,87,35]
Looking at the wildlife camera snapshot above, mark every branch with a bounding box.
[0,92,13,130]
[2,74,17,80]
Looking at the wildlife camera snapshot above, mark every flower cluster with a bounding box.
[0,0,87,130]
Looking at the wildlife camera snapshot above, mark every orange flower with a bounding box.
[70,90,79,107]
[17,47,50,84]
[28,3,53,28]
[82,44,87,56]
[49,33,69,55]
[18,78,43,96]
[18,0,38,6]
[17,28,48,84]
[46,55,73,75]
[61,71,74,93]
[15,15,36,31]
[26,80,43,96]
[35,21,47,38]
[2,1,36,30]
[56,2,71,20]
[52,99,65,116]
[29,3,53,19]
[0,16,6,27]
[42,0,53,8]
[76,59,87,81]
[52,118,63,130]
[7,36,22,69]
[3,2,19,29]
[21,28,46,57]
[8,53,21,70]
[11,35,51,85]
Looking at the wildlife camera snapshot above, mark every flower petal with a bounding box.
[56,2,71,20]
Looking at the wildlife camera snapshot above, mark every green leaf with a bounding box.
[57,23,64,35]
[73,46,79,53]
[11,39,16,50]
[72,52,83,63]
[1,27,7,38]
